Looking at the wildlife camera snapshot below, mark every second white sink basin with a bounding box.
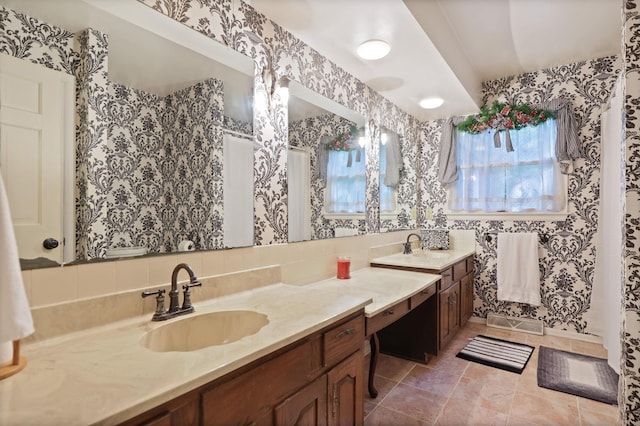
[412,250,450,259]
[141,310,269,352]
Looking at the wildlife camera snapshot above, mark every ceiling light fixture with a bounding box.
[357,39,390,60]
[419,97,444,109]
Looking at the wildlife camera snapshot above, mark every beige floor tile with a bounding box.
[580,408,622,426]
[365,405,428,426]
[400,364,461,397]
[380,383,448,424]
[374,353,416,382]
[570,339,609,358]
[436,396,508,426]
[364,375,397,417]
[426,351,470,376]
[462,362,519,391]
[449,376,515,414]
[509,390,579,425]
[578,397,620,418]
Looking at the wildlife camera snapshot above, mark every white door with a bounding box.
[0,54,69,265]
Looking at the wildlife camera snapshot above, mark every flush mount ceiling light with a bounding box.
[357,39,390,60]
[419,97,444,109]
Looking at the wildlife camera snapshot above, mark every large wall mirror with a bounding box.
[287,81,367,242]
[0,0,255,267]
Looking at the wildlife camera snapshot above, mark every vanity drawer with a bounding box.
[466,256,474,273]
[366,300,410,336]
[440,267,453,289]
[409,284,436,309]
[323,315,364,367]
[453,259,467,281]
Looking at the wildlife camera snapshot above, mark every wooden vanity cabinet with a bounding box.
[123,311,365,426]
[371,253,475,355]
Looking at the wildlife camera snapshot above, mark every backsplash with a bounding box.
[419,56,620,334]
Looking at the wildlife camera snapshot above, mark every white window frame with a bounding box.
[444,121,570,221]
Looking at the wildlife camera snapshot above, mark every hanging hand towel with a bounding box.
[0,174,34,361]
[497,232,541,306]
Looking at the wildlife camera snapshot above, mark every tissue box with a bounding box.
[422,229,449,250]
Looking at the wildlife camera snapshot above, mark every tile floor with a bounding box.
[363,321,621,426]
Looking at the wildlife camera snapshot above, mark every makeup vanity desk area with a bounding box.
[307,268,441,397]
[370,249,476,357]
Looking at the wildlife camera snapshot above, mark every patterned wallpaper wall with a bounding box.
[623,0,640,421]
[288,113,364,239]
[161,79,225,252]
[139,0,421,244]
[419,56,620,334]
[0,6,228,258]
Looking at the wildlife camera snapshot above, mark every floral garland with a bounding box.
[457,101,556,134]
[325,125,358,151]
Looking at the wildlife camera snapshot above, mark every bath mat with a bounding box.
[456,335,534,374]
[537,346,618,405]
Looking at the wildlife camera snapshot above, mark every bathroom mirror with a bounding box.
[287,81,367,241]
[0,0,255,266]
[379,128,417,232]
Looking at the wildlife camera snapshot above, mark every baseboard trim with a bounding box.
[467,316,603,344]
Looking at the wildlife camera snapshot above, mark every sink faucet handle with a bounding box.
[181,281,202,311]
[141,289,167,320]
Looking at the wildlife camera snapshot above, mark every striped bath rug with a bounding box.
[456,335,535,374]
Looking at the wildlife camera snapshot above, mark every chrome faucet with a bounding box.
[141,263,202,321]
[403,233,422,254]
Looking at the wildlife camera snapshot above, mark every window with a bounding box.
[449,119,565,213]
[379,143,397,213]
[325,149,365,213]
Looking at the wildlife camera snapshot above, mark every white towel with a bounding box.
[497,232,541,306]
[0,173,34,361]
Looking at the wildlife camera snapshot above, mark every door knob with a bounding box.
[43,238,59,250]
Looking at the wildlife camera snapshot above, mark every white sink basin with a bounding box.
[141,310,269,352]
[411,250,450,259]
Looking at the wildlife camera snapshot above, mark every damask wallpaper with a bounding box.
[623,0,640,421]
[138,0,421,243]
[0,7,229,258]
[420,56,620,334]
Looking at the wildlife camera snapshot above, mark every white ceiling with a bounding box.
[247,0,622,121]
[4,0,622,123]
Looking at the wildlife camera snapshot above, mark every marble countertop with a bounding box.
[308,267,440,317]
[0,266,442,426]
[370,248,476,271]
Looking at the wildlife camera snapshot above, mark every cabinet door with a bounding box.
[449,282,460,334]
[460,274,472,327]
[275,376,328,426]
[439,282,460,349]
[327,352,364,426]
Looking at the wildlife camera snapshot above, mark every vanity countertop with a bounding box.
[307,267,441,317]
[0,266,440,426]
[370,248,476,271]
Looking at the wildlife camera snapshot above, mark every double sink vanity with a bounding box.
[1,243,475,425]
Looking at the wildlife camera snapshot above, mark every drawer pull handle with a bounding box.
[336,328,355,338]
[442,272,451,277]
[420,290,431,295]
[384,308,395,316]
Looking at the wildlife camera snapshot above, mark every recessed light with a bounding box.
[419,97,444,109]
[357,40,390,60]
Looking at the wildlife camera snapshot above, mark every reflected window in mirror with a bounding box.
[379,141,398,214]
[325,139,366,214]
[287,81,367,241]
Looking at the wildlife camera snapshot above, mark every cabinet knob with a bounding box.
[383,308,395,316]
[336,328,355,338]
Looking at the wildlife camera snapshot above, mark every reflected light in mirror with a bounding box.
[380,132,388,145]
